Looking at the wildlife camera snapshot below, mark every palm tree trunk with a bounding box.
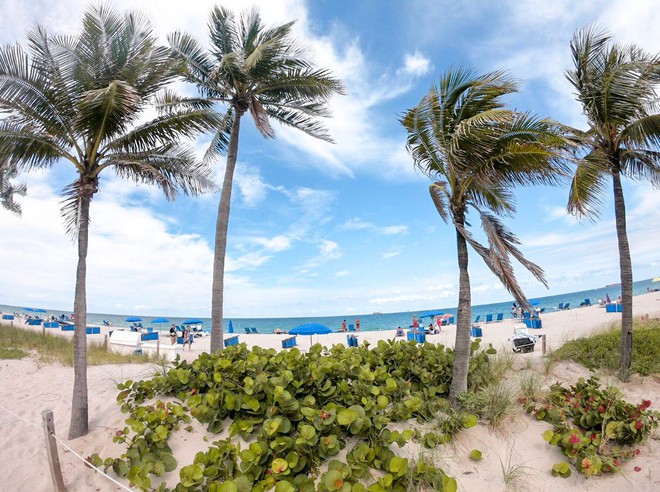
[68,192,91,439]
[210,113,243,352]
[449,214,472,405]
[611,170,633,379]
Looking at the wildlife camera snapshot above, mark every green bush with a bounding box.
[550,318,660,376]
[524,377,659,477]
[94,339,495,491]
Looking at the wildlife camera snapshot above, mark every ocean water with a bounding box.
[2,277,657,334]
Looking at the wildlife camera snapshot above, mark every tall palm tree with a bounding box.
[0,160,26,215]
[0,5,220,438]
[168,7,344,352]
[401,68,569,404]
[566,26,660,380]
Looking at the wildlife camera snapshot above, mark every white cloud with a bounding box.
[252,235,292,252]
[341,217,409,235]
[335,270,349,277]
[401,51,431,76]
[382,251,400,260]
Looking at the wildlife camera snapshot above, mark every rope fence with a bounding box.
[0,402,133,492]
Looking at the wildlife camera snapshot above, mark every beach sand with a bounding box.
[0,291,658,491]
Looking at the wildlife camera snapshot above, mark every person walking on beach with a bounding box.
[341,320,347,332]
[169,324,177,345]
[183,326,192,350]
[412,315,419,332]
[355,318,360,331]
[436,316,442,333]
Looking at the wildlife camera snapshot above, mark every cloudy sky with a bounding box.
[1,0,658,318]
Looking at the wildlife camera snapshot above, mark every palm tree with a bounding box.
[168,7,344,352]
[0,160,26,215]
[401,68,569,404]
[566,26,660,380]
[0,5,220,438]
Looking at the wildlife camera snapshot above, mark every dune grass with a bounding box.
[549,317,660,376]
[0,347,29,359]
[0,324,168,365]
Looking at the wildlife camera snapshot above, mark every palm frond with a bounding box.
[429,181,451,223]
[59,178,97,238]
[567,152,610,218]
[203,109,233,164]
[620,148,660,186]
[250,95,274,138]
[0,159,27,216]
[620,114,660,149]
[168,31,215,83]
[108,145,217,198]
[0,119,73,170]
[105,107,225,155]
[265,105,333,142]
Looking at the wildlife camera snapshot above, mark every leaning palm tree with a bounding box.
[0,5,220,438]
[401,68,569,404]
[565,26,660,380]
[168,7,344,352]
[0,159,26,215]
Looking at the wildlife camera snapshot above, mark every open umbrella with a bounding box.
[125,316,142,322]
[419,310,443,318]
[529,300,539,306]
[290,322,332,346]
[182,319,203,325]
[151,317,170,324]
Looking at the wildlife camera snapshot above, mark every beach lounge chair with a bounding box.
[282,336,297,349]
[496,313,503,322]
[346,335,359,347]
[224,335,239,347]
[508,325,540,353]
[250,327,258,334]
[555,303,564,311]
[563,303,570,310]
[473,314,481,323]
[485,314,493,323]
[348,324,355,332]
[244,327,251,334]
[471,326,482,337]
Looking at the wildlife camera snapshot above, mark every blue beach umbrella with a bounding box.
[290,322,332,346]
[151,317,170,324]
[529,300,539,306]
[33,308,47,313]
[182,319,203,325]
[23,307,35,312]
[228,320,234,334]
[419,310,443,318]
[125,316,142,322]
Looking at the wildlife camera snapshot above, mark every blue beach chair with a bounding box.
[496,313,503,322]
[473,315,481,323]
[485,314,493,323]
[250,327,258,334]
[244,327,251,334]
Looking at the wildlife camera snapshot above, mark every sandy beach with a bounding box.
[1,291,659,491]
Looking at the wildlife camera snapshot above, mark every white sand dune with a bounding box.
[0,291,658,491]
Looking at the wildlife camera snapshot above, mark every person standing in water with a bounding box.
[355,318,360,331]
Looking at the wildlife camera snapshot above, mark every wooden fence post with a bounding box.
[42,410,66,492]
[542,334,546,356]
[156,339,160,356]
[104,334,109,352]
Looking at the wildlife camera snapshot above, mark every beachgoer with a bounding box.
[511,303,517,317]
[396,326,404,337]
[169,324,177,345]
[412,315,419,331]
[273,328,283,334]
[435,317,442,332]
[341,320,347,332]
[355,318,360,331]
[183,326,191,350]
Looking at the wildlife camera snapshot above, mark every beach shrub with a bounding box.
[93,339,495,491]
[550,319,660,376]
[523,377,659,477]
[0,347,28,359]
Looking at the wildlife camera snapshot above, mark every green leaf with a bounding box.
[337,408,358,426]
[542,430,555,442]
[469,449,482,461]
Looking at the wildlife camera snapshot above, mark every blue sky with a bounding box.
[0,0,658,318]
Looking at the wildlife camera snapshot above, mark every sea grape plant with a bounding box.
[92,339,495,490]
[523,377,659,477]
